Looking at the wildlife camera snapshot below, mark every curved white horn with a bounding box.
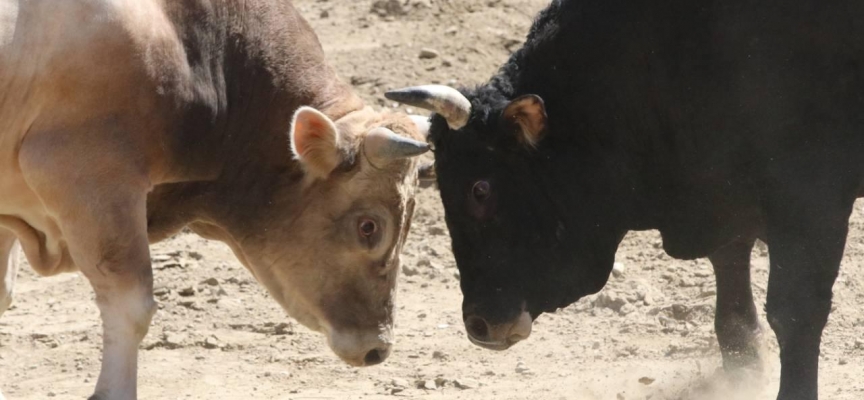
[385,85,471,130]
[363,127,430,166]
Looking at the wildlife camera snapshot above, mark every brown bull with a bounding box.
[0,1,430,398]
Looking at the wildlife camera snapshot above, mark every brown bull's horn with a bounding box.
[363,127,430,166]
[385,85,471,130]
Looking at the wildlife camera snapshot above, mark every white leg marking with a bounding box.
[0,239,18,316]
[91,286,156,400]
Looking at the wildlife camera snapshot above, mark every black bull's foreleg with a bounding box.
[763,173,851,400]
[708,238,763,371]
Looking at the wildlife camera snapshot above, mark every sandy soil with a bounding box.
[2,1,863,399]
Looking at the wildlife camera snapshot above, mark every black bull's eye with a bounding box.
[472,180,491,202]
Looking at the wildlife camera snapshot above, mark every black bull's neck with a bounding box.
[476,1,769,260]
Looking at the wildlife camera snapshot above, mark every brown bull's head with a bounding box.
[211,106,429,366]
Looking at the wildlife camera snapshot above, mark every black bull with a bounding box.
[387,1,864,399]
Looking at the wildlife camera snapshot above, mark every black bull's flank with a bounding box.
[387,1,864,399]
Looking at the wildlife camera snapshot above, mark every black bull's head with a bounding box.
[387,85,626,350]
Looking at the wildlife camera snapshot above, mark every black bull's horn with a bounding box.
[385,85,472,130]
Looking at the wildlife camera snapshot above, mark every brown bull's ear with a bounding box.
[290,107,342,179]
[501,94,548,147]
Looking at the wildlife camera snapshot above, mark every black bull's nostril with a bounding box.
[363,348,386,366]
[465,315,490,341]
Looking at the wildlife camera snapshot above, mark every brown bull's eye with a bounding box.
[472,180,491,202]
[359,219,378,237]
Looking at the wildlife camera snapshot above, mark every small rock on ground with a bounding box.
[419,48,439,59]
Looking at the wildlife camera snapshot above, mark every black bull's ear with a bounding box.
[418,161,437,189]
[501,94,548,147]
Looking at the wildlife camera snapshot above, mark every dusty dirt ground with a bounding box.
[2,0,864,399]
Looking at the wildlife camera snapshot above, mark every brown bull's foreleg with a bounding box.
[0,231,19,316]
[708,238,763,371]
[20,124,157,400]
[31,184,155,400]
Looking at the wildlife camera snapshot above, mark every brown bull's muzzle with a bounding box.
[326,326,394,367]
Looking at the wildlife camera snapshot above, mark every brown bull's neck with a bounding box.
[155,0,361,180]
[145,0,363,240]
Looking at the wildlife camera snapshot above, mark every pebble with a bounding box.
[670,304,690,320]
[402,265,419,276]
[411,0,433,9]
[201,277,219,286]
[454,378,478,389]
[611,262,626,278]
[678,277,697,287]
[178,285,197,297]
[419,48,440,59]
[515,361,531,374]
[422,379,437,390]
[638,377,655,385]
[204,335,222,349]
[163,332,187,348]
[274,322,292,335]
[427,226,446,235]
[178,300,203,310]
[370,0,406,17]
[594,291,627,313]
[432,350,447,360]
[642,293,654,306]
[619,303,635,316]
[391,378,409,388]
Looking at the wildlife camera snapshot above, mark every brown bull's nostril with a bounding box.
[363,348,386,366]
[465,315,490,341]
